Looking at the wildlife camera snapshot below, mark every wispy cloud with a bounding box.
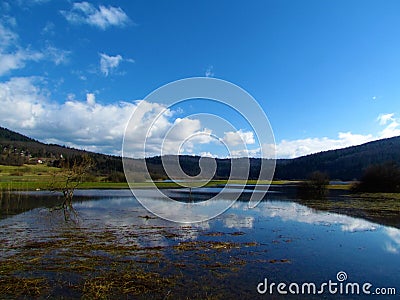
[0,49,43,75]
[41,21,55,36]
[377,113,394,125]
[61,2,131,30]
[99,53,134,76]
[45,45,70,65]
[0,22,18,49]
[205,65,214,77]
[0,22,69,75]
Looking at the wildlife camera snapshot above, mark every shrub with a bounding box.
[298,171,329,198]
[352,162,400,193]
[10,171,23,176]
[83,173,99,182]
[105,172,126,183]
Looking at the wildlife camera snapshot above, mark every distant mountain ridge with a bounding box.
[1,126,400,180]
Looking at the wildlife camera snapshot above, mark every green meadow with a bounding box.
[0,164,299,191]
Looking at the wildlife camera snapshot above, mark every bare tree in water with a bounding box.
[49,155,95,221]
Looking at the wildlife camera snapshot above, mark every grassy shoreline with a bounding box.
[0,165,298,190]
[0,180,295,191]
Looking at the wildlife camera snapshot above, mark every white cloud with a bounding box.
[200,151,217,158]
[61,2,131,30]
[161,120,214,155]
[86,93,96,106]
[0,77,48,129]
[99,53,123,76]
[0,47,69,75]
[376,113,400,139]
[0,77,216,156]
[274,114,400,158]
[177,114,400,159]
[1,75,399,158]
[0,77,132,154]
[222,129,255,146]
[275,133,374,159]
[0,49,43,75]
[377,113,394,125]
[230,148,260,158]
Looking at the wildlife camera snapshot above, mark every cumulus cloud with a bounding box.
[0,77,47,128]
[99,53,133,76]
[377,113,400,138]
[275,133,374,159]
[1,75,399,158]
[0,77,132,154]
[222,129,255,146]
[162,120,214,155]
[0,77,215,156]
[61,2,131,30]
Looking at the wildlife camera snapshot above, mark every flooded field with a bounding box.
[0,187,399,299]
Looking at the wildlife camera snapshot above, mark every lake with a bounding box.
[0,187,399,299]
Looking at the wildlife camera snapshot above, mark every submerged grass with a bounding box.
[82,268,178,299]
[0,215,266,299]
[0,276,49,298]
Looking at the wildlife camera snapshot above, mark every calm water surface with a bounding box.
[0,188,399,299]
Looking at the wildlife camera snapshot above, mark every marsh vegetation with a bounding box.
[0,188,399,298]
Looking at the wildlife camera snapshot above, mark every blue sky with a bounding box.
[0,0,399,158]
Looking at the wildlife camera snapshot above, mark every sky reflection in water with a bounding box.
[0,188,399,297]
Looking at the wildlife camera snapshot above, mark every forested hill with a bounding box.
[274,136,400,180]
[1,126,400,180]
[0,126,123,174]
